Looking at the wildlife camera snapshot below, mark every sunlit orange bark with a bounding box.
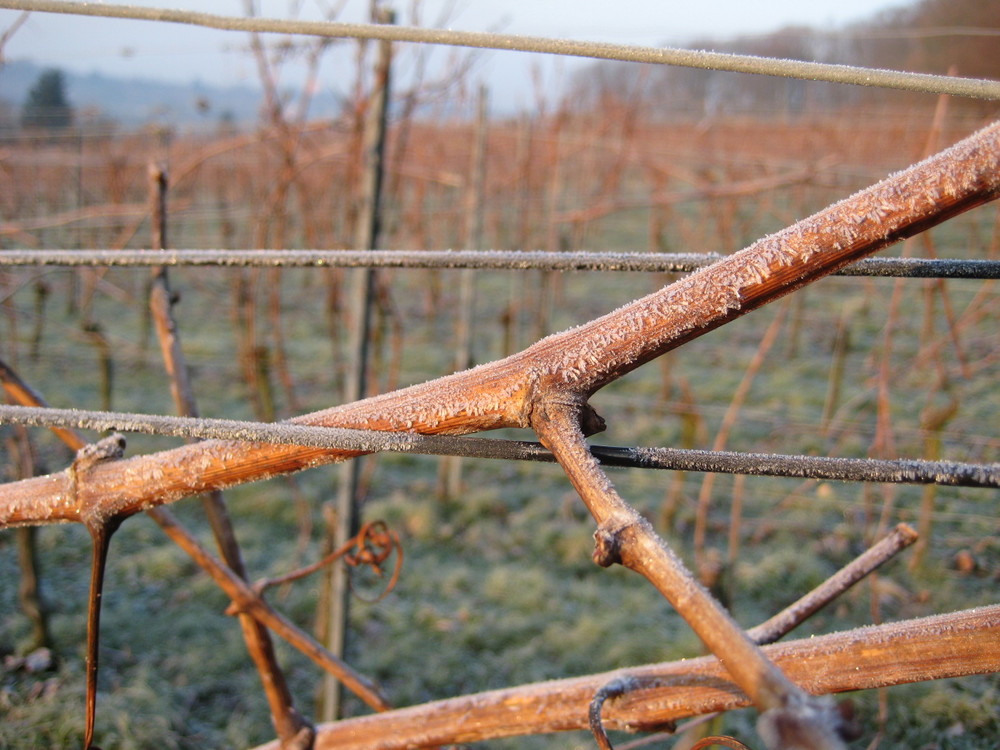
[250,605,1000,750]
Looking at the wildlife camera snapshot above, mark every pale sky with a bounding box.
[0,0,909,107]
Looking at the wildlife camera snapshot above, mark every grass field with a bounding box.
[1,110,998,748]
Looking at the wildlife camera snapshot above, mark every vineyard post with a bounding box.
[321,2,394,721]
[440,84,489,500]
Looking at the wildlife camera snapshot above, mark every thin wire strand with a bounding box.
[3,249,999,279]
[1,405,997,489]
[2,0,999,100]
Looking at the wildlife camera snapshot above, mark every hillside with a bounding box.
[0,59,341,129]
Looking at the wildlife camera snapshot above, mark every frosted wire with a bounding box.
[1,405,997,489]
[1,0,999,99]
[2,250,999,279]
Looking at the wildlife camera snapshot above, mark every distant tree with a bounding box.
[0,99,17,131]
[21,68,73,130]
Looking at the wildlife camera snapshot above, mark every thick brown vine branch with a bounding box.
[533,421,916,746]
[531,400,845,748]
[251,605,1000,750]
[1,122,998,530]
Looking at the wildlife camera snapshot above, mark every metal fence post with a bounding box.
[320,2,394,722]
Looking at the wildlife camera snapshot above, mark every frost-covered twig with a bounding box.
[148,507,391,712]
[747,523,918,645]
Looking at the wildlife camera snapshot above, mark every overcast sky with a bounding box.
[1,0,909,108]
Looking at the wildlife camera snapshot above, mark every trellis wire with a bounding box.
[3,249,1000,279]
[2,0,1000,100]
[1,405,997,489]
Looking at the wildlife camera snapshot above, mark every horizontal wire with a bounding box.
[3,249,999,279]
[1,405,997,489]
[2,1,999,100]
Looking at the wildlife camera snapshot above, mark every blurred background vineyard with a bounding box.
[1,0,998,747]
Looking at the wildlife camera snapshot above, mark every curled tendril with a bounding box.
[590,677,633,750]
[244,519,403,603]
[589,676,675,750]
[346,520,404,603]
[590,677,751,750]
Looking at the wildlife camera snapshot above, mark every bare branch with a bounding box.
[747,524,918,645]
[147,507,391,713]
[531,399,845,749]
[248,605,1000,749]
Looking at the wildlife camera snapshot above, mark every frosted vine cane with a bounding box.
[533,400,847,749]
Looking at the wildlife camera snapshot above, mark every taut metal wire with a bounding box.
[3,249,999,279]
[1,405,997,489]
[1,0,999,99]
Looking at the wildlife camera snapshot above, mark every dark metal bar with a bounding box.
[323,6,395,721]
[1,405,997,489]
[3,249,999,279]
[592,445,1000,489]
